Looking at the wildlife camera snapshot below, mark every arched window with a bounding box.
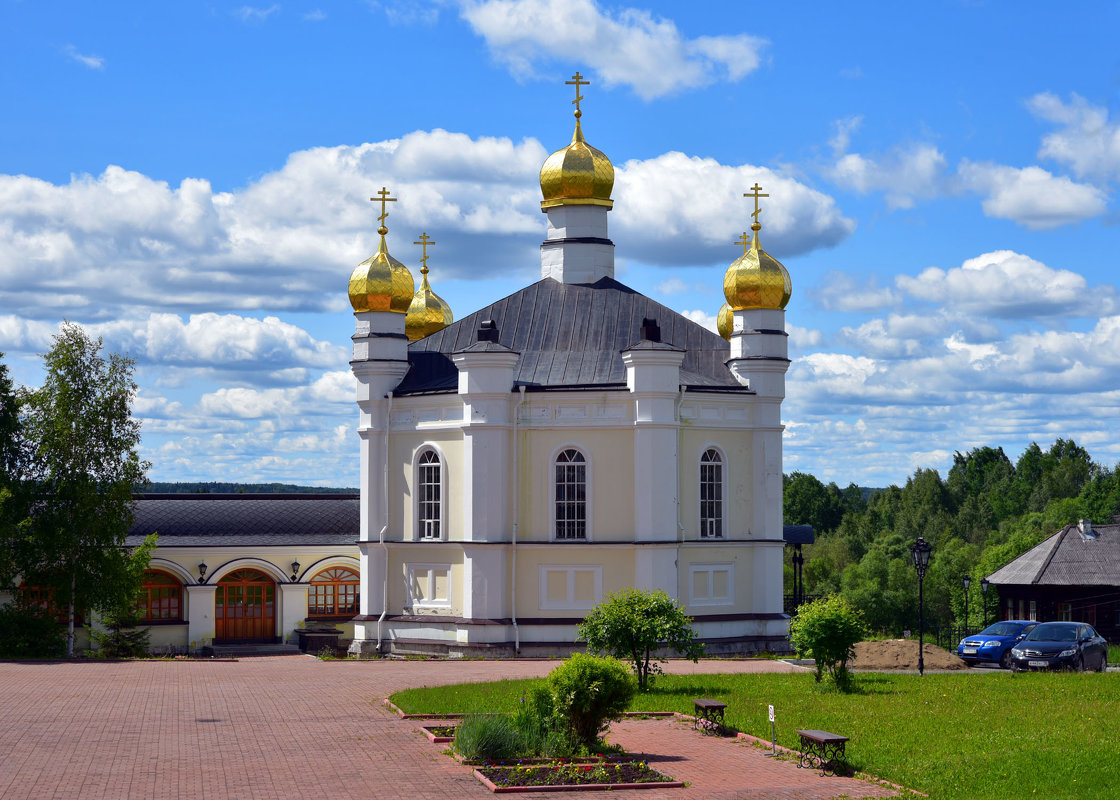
[417,449,442,540]
[139,570,183,622]
[18,584,80,625]
[554,448,587,540]
[308,566,360,618]
[699,448,724,539]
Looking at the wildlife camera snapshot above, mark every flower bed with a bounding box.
[473,760,683,793]
[421,724,456,743]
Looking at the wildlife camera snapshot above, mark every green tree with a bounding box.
[577,588,704,690]
[784,472,845,533]
[19,323,151,656]
[0,355,28,589]
[788,594,865,690]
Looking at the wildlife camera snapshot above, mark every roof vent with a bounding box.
[640,317,661,343]
[1079,519,1096,539]
[477,319,499,343]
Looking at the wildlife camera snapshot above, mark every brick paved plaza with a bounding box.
[0,657,898,800]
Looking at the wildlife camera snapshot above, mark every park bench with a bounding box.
[796,729,849,776]
[692,698,726,734]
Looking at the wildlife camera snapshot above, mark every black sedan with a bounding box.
[1007,621,1108,672]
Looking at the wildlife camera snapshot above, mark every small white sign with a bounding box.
[768,705,775,722]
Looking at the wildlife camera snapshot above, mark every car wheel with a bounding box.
[1000,650,1013,670]
[1072,655,1083,672]
[1099,654,1108,673]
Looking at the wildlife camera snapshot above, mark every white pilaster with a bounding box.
[185,584,217,648]
[279,583,309,644]
[461,545,508,620]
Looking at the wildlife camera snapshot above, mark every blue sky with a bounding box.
[2,0,1120,488]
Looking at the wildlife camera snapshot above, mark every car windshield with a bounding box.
[1024,623,1078,642]
[980,622,1024,636]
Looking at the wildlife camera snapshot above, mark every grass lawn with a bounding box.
[391,669,1120,800]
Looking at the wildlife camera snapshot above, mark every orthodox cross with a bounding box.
[566,72,589,118]
[734,232,751,254]
[370,187,396,229]
[743,183,769,227]
[414,232,436,273]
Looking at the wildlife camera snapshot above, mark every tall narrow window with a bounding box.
[418,449,441,540]
[554,448,587,540]
[700,449,723,539]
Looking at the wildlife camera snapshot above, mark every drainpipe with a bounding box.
[376,391,393,654]
[675,386,686,541]
[511,385,527,654]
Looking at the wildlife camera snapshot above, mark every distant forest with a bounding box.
[142,482,357,494]
[783,438,1120,635]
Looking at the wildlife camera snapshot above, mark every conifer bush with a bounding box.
[788,595,865,690]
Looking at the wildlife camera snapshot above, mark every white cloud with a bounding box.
[828,143,947,210]
[811,272,900,313]
[234,5,279,23]
[1029,92,1120,182]
[895,250,1113,319]
[680,309,717,332]
[63,45,105,70]
[956,160,1107,229]
[302,9,326,21]
[460,0,765,100]
[614,153,854,264]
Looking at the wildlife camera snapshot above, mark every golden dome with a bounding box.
[540,73,613,209]
[348,188,414,313]
[717,303,732,341]
[540,120,614,209]
[405,233,453,341]
[723,226,791,310]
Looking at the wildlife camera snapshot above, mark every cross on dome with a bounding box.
[566,72,589,119]
[413,232,436,274]
[370,187,397,234]
[743,183,769,230]
[734,232,750,255]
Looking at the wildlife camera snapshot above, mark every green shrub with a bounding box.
[452,714,524,761]
[788,595,865,690]
[542,653,635,748]
[91,608,151,658]
[0,602,66,658]
[577,588,703,690]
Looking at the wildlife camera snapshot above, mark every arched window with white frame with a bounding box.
[417,448,443,540]
[554,448,587,540]
[699,448,724,539]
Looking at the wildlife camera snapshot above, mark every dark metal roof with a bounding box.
[783,525,815,545]
[396,277,749,395]
[987,523,1120,587]
[125,494,359,547]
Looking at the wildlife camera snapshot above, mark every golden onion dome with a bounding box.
[716,303,732,341]
[348,188,414,313]
[405,233,453,341]
[540,73,613,209]
[724,184,792,311]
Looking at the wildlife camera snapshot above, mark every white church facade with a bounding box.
[346,75,793,656]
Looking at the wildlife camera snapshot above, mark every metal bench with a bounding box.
[796,729,849,776]
[692,698,726,734]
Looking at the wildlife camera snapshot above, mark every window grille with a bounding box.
[699,449,724,539]
[555,449,587,540]
[418,449,441,539]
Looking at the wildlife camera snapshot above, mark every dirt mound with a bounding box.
[849,639,969,671]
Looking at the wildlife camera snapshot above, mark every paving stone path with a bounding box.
[0,657,899,800]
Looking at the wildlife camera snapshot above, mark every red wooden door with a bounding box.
[216,569,275,641]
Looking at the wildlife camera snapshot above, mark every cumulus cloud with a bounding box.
[1029,92,1120,182]
[0,131,850,322]
[614,153,854,264]
[680,309,717,332]
[459,0,765,100]
[811,272,900,313]
[956,160,1107,229]
[234,5,279,23]
[828,142,947,210]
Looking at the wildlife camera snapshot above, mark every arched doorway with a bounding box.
[215,568,276,643]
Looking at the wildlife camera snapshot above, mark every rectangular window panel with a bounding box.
[407,564,451,608]
[699,457,723,539]
[555,460,587,540]
[538,566,602,610]
[418,455,442,539]
[689,564,733,606]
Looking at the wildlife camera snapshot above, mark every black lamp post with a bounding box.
[198,562,208,584]
[962,574,971,635]
[910,537,932,676]
[980,577,990,627]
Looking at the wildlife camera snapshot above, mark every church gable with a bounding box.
[396,277,748,395]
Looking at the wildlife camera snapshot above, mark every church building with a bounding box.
[346,74,793,656]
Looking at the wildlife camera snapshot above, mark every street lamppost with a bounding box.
[980,577,990,628]
[962,574,971,635]
[910,537,932,676]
